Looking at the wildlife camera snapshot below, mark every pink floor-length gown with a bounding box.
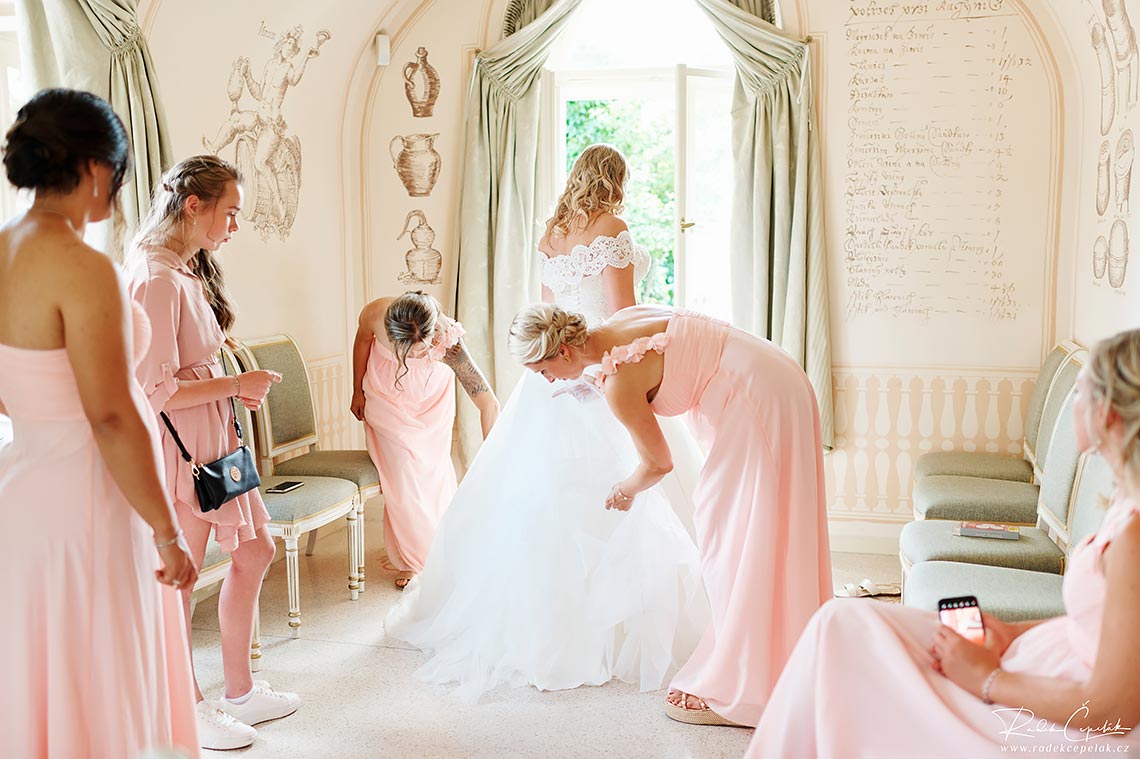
[747,496,1140,758]
[362,315,464,572]
[130,245,269,552]
[0,301,199,758]
[597,309,832,726]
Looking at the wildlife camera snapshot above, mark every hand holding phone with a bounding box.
[938,595,986,646]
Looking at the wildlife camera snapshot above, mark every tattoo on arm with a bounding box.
[441,340,491,399]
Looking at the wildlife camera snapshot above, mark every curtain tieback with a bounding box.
[107,25,143,58]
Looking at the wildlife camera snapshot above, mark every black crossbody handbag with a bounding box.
[160,397,260,513]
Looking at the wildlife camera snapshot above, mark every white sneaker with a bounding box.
[218,680,302,726]
[196,700,257,750]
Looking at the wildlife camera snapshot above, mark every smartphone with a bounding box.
[938,595,986,645]
[265,480,305,494]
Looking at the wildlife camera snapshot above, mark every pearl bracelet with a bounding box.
[981,667,1002,704]
[155,528,184,550]
[615,485,632,501]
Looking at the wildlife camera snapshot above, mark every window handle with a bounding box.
[680,217,696,232]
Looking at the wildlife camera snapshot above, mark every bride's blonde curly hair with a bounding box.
[508,303,588,364]
[544,144,627,239]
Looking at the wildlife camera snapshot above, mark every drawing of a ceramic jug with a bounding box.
[399,210,442,283]
[390,133,441,197]
[403,47,440,118]
[1109,219,1129,288]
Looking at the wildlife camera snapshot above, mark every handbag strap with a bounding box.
[160,394,246,469]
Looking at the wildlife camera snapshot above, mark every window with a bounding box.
[543,0,735,320]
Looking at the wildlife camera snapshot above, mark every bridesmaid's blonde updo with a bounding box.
[1087,328,1140,475]
[508,304,588,364]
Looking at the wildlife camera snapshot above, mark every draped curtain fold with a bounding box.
[456,0,832,459]
[692,0,834,448]
[452,0,582,465]
[16,0,173,230]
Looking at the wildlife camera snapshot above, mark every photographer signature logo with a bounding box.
[992,702,1133,743]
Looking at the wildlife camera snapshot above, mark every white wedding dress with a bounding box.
[384,231,709,700]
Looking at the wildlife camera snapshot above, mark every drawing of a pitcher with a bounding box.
[390,133,441,197]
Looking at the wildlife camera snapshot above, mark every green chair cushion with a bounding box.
[904,561,1065,623]
[260,475,358,523]
[272,451,380,491]
[899,520,1064,574]
[913,475,1039,523]
[913,451,1033,483]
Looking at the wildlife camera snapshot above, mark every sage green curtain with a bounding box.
[692,0,834,449]
[16,0,173,230]
[452,0,582,465]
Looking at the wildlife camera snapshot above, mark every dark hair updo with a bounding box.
[2,88,131,196]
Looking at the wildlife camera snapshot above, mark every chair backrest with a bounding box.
[1024,344,1076,455]
[1034,350,1086,474]
[1067,454,1116,552]
[1035,385,1082,541]
[232,335,319,467]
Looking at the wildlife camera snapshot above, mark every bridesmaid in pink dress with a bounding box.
[128,156,300,751]
[350,291,499,588]
[0,88,199,758]
[509,303,832,727]
[747,329,1140,757]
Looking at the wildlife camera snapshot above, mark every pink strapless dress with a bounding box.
[748,496,1140,757]
[362,316,464,573]
[597,309,833,726]
[0,302,199,758]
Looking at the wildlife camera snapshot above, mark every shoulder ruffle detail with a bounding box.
[593,333,670,388]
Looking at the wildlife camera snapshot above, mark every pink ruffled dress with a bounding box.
[0,300,199,758]
[748,496,1140,757]
[362,314,464,573]
[129,244,269,552]
[595,308,832,727]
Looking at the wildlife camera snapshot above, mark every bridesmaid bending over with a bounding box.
[747,329,1140,757]
[351,291,499,589]
[509,303,832,727]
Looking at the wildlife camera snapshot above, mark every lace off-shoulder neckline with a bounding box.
[540,230,651,292]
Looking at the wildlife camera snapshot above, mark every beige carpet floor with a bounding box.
[191,500,902,758]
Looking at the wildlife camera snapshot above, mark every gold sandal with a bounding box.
[664,693,749,727]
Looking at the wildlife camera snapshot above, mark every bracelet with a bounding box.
[981,667,1002,704]
[232,375,241,397]
[615,485,632,501]
[155,528,184,550]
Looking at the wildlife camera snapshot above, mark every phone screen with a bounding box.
[266,481,304,493]
[938,597,986,645]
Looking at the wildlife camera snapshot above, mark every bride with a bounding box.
[384,144,709,699]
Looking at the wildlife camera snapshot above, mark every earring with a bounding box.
[93,180,99,200]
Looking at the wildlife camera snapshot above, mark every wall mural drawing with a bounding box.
[390,133,441,197]
[404,47,440,118]
[1094,234,1109,280]
[204,24,331,240]
[397,210,443,285]
[1105,0,1140,115]
[1094,19,1117,136]
[1116,128,1134,212]
[1099,139,1112,215]
[1109,218,1130,288]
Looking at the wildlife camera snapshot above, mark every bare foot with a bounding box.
[667,689,709,711]
[394,571,414,590]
